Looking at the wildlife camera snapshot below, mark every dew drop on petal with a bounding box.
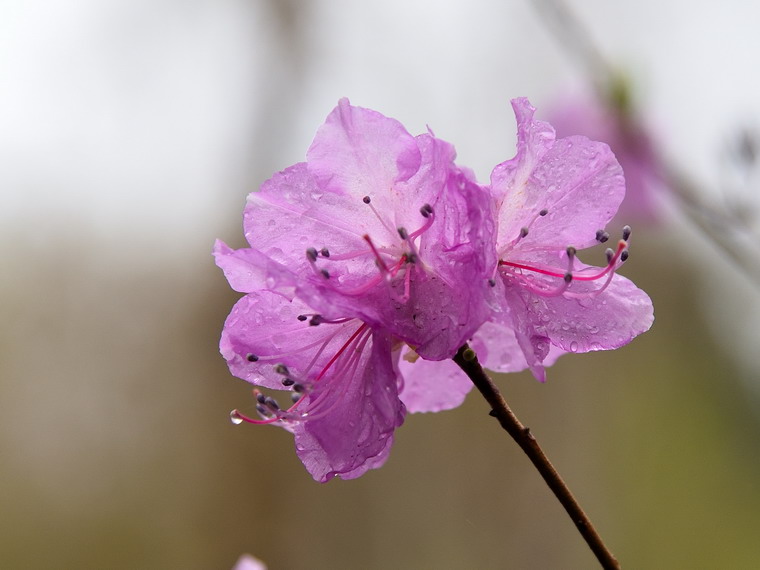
[569,341,579,353]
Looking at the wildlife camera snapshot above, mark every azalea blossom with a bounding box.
[482,98,654,381]
[215,99,495,481]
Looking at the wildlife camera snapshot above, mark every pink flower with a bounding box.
[482,98,654,382]
[215,99,495,481]
[232,554,267,570]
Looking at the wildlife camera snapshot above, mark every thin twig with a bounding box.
[453,344,621,569]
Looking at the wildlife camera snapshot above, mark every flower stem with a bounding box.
[453,344,621,569]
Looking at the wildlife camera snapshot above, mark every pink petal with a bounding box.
[244,162,387,267]
[396,345,473,413]
[294,331,405,482]
[220,291,362,390]
[306,98,422,204]
[503,271,654,381]
[492,98,625,252]
[213,240,295,297]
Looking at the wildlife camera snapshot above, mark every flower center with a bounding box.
[302,196,436,302]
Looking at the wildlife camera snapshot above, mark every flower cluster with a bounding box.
[215,97,653,481]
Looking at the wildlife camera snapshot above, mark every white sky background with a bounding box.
[3,0,759,231]
[1,0,758,373]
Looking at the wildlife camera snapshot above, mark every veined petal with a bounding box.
[492,98,625,252]
[502,271,654,380]
[213,240,295,297]
[294,331,405,482]
[245,162,390,263]
[396,345,473,413]
[220,291,362,390]
[306,98,422,207]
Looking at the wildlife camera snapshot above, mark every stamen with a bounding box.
[621,250,629,262]
[274,364,290,376]
[297,315,308,321]
[539,208,548,216]
[246,353,259,362]
[306,248,318,262]
[320,268,330,279]
[309,315,323,326]
[362,197,397,238]
[520,227,529,238]
[363,234,390,274]
[595,229,610,243]
[320,247,330,258]
[420,203,434,218]
[622,225,632,241]
[282,378,295,387]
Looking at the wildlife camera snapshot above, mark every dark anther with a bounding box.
[306,247,318,262]
[274,364,290,376]
[420,203,434,218]
[291,393,302,403]
[255,404,270,417]
[297,315,308,321]
[265,397,280,410]
[488,278,496,287]
[282,378,295,387]
[566,246,577,258]
[621,250,630,262]
[605,248,614,263]
[320,247,330,258]
[539,208,548,216]
[563,272,573,283]
[406,253,417,264]
[622,225,632,241]
[309,315,323,326]
[256,392,267,404]
[293,383,305,393]
[519,227,529,238]
[397,227,409,240]
[595,229,610,243]
[246,353,259,362]
[320,268,330,279]
[362,195,371,204]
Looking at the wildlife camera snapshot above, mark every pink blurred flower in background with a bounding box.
[232,554,267,570]
[547,83,665,223]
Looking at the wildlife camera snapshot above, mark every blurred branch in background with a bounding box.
[531,0,760,286]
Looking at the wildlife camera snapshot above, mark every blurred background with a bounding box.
[1,0,759,568]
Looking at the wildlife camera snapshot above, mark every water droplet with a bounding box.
[569,341,579,353]
[230,410,244,425]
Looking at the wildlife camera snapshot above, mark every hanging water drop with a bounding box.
[230,410,244,425]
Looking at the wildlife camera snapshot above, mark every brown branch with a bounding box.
[453,344,621,569]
